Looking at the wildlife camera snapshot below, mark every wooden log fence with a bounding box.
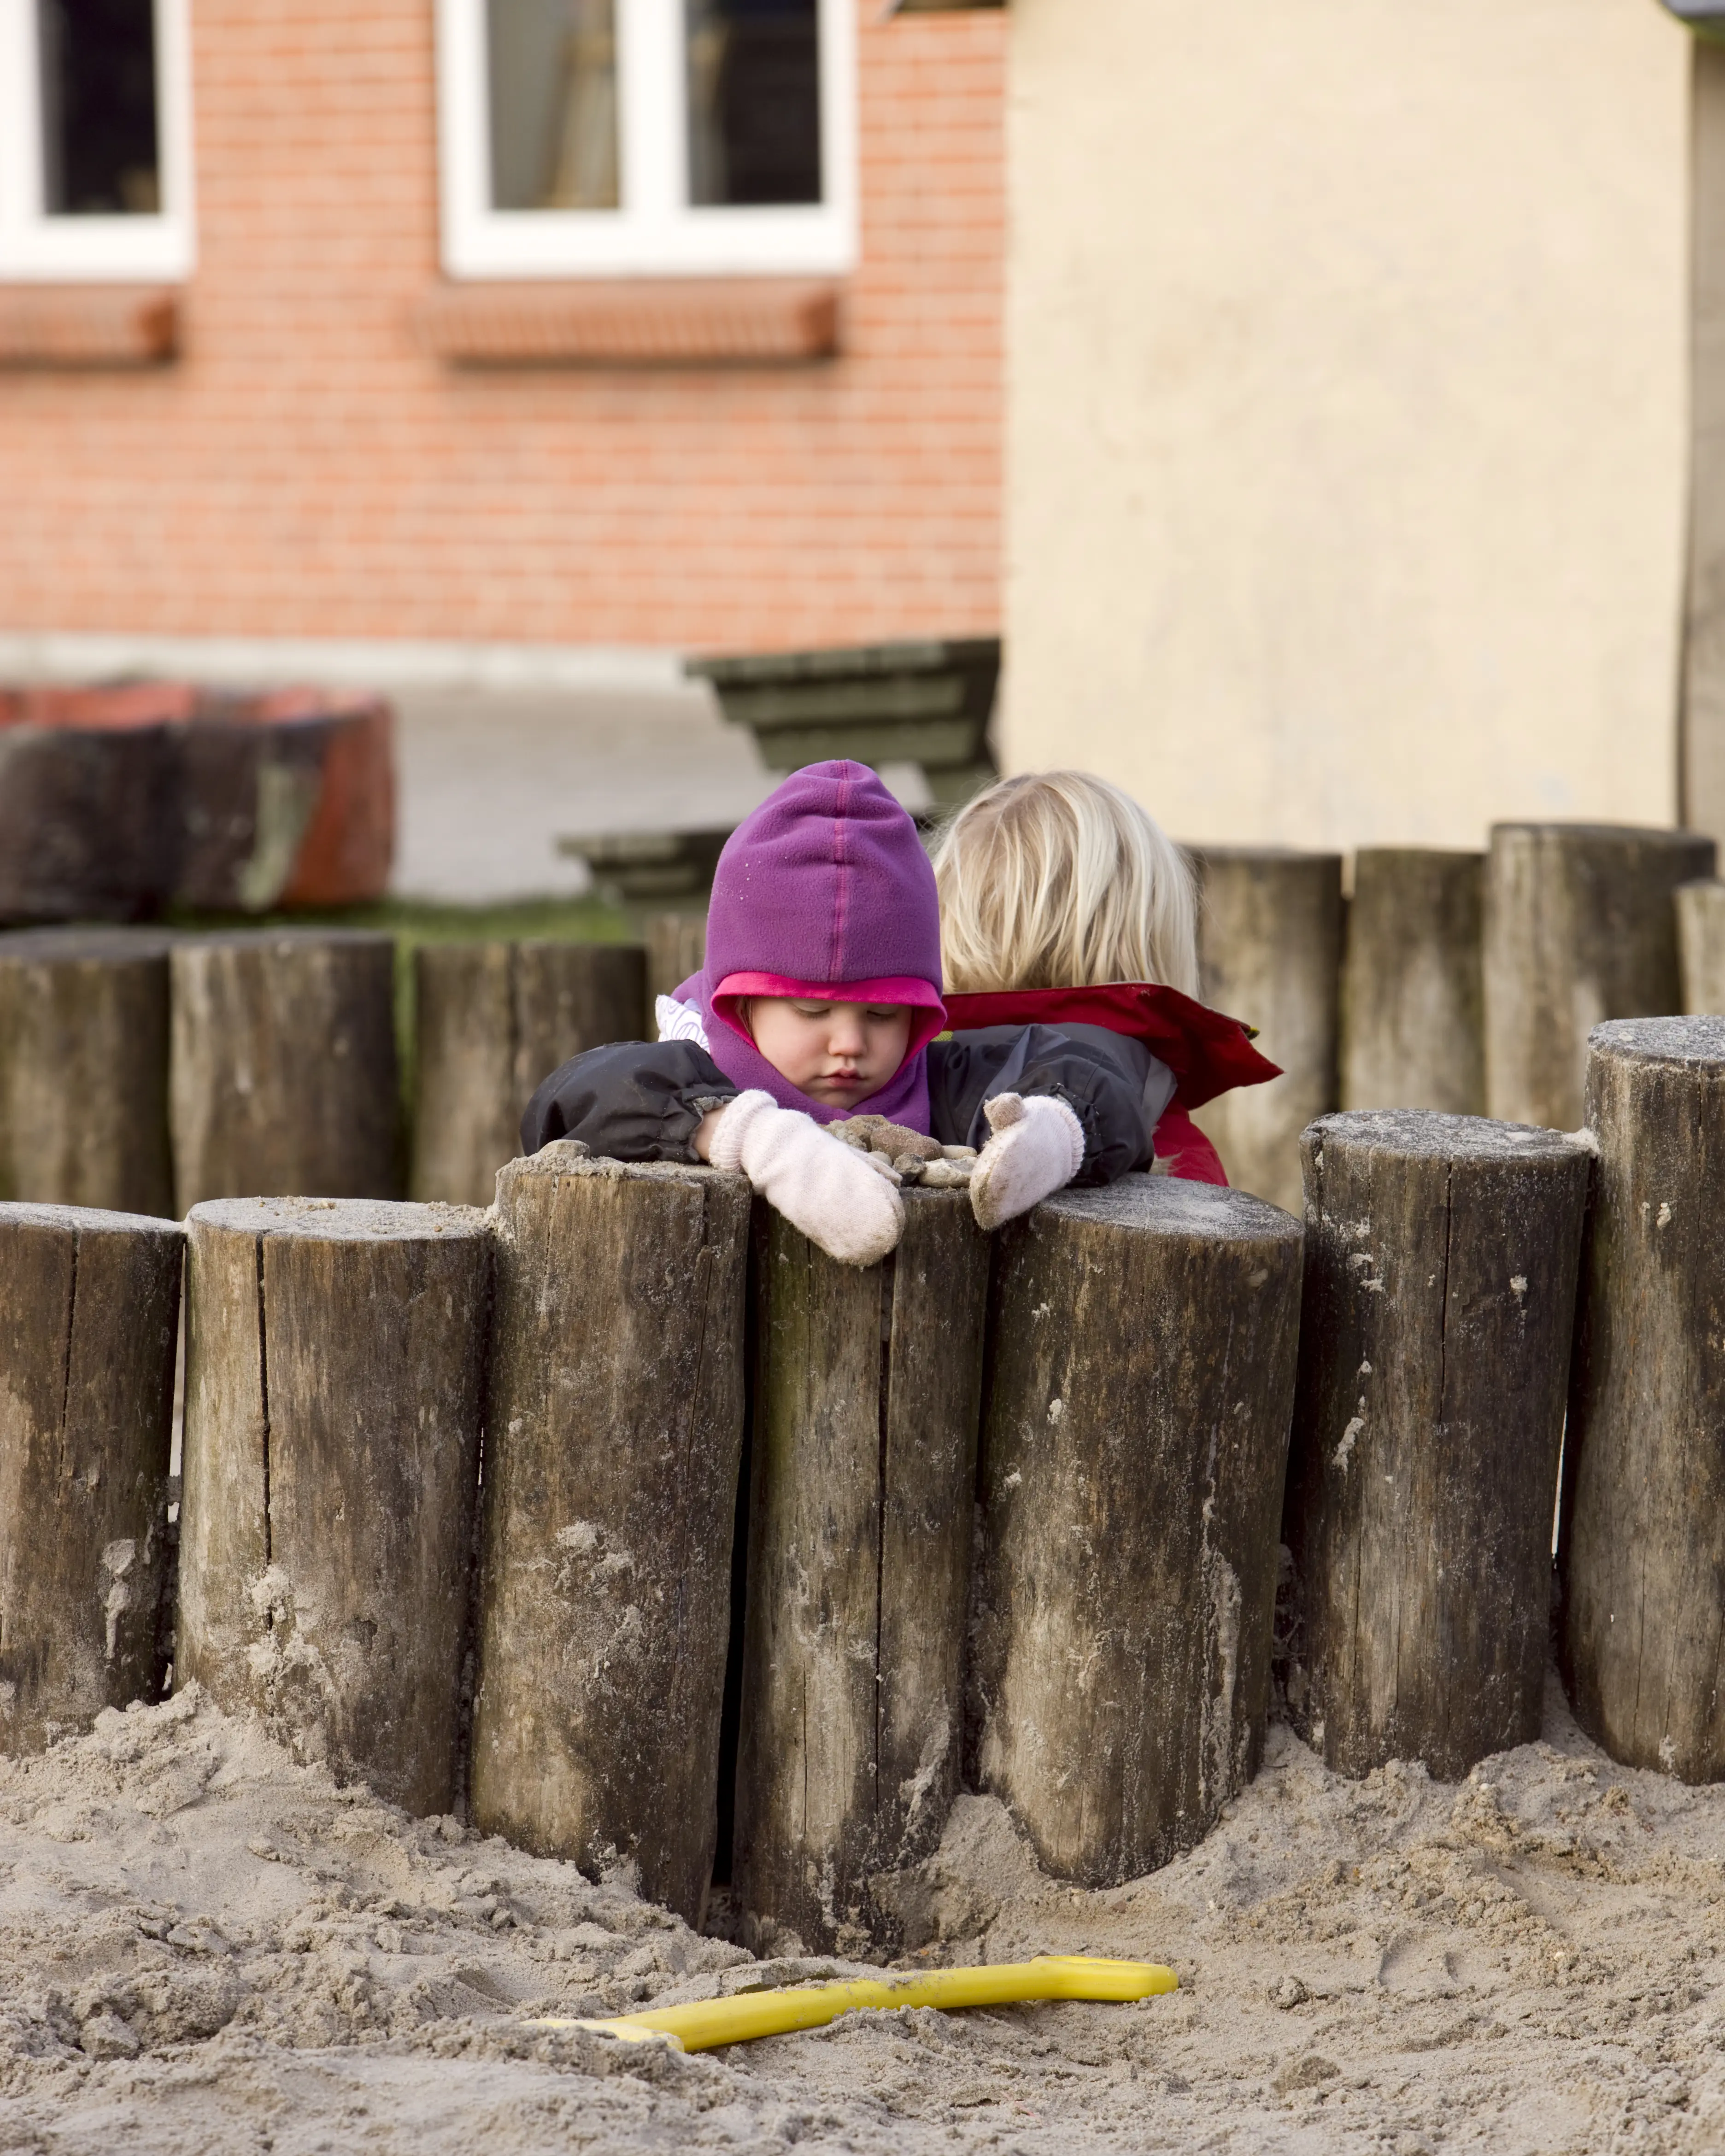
[411,940,646,1206]
[176,1195,491,1816]
[1483,823,1714,1131]
[1341,849,1485,1115]
[1283,1110,1590,1780]
[732,1188,990,1954]
[14,855,1725,1909]
[0,927,174,1218]
[645,911,707,1013]
[1560,1017,1725,1780]
[1677,878,1725,1014]
[0,1202,181,1750]
[0,820,1712,1221]
[170,929,400,1213]
[1191,848,1344,1213]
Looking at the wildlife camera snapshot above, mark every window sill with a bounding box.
[0,285,178,368]
[414,278,842,367]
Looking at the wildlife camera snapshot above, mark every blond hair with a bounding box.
[930,770,1200,998]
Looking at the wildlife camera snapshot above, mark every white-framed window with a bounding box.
[0,0,195,281]
[436,0,857,280]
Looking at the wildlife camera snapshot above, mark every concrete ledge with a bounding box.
[0,286,177,368]
[0,631,685,696]
[415,278,841,366]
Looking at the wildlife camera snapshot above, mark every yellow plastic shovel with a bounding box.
[526,1953,1178,2052]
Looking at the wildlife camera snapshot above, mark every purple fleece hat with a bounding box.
[682,760,946,1128]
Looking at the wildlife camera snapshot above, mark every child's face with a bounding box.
[746,998,913,1111]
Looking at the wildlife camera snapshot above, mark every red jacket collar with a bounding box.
[941,983,1279,1110]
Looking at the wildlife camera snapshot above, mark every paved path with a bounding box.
[391,681,778,902]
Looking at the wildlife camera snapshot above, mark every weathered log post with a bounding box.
[972,1175,1303,1885]
[1190,849,1344,1213]
[0,928,174,1216]
[1560,1017,1725,1779]
[1341,850,1484,1114]
[470,1145,750,1924]
[1676,879,1725,1014]
[645,913,707,1014]
[1483,824,1715,1130]
[175,1196,490,1815]
[170,929,400,1212]
[411,940,646,1206]
[732,1189,990,1955]
[0,1203,181,1750]
[1283,1111,1590,1781]
[0,697,183,923]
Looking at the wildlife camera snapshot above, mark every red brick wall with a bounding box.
[0,3,1003,653]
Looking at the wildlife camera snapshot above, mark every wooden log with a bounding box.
[0,716,182,924]
[0,1202,182,1750]
[411,939,647,1206]
[1559,1016,1725,1780]
[1340,850,1484,1114]
[1483,824,1715,1131]
[731,1188,990,1955]
[971,1175,1303,1885]
[173,692,394,912]
[175,1195,490,1814]
[1283,1110,1590,1781]
[0,928,174,1216]
[1676,879,1725,1014]
[645,912,707,1015]
[1190,848,1344,1213]
[169,929,400,1213]
[469,1144,750,1923]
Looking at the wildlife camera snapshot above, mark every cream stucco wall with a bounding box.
[1002,0,1691,851]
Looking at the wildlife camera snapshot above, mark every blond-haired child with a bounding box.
[927,770,1274,1190]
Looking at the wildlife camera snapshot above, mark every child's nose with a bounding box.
[827,1013,866,1056]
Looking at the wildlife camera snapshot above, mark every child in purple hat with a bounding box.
[522,761,1147,1265]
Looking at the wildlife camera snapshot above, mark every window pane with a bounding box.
[37,0,161,217]
[686,0,821,208]
[487,0,620,211]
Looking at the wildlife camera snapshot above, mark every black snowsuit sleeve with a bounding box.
[519,1041,740,1164]
[927,1023,1175,1188]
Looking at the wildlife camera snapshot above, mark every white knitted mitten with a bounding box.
[709,1090,905,1266]
[968,1091,1085,1230]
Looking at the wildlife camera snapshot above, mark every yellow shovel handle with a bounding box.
[527,1953,1178,2052]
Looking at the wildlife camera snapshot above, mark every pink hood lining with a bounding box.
[710,972,948,1064]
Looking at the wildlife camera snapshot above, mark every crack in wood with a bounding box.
[55,1230,79,1486]
[253,1234,272,1580]
[874,1250,896,1828]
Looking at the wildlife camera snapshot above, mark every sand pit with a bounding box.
[0,1673,1721,2153]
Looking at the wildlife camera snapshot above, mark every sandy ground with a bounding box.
[0,1672,1720,2155]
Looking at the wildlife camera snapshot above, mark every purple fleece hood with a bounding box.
[680,760,946,1129]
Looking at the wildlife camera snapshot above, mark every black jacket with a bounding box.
[520,1024,1174,1188]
